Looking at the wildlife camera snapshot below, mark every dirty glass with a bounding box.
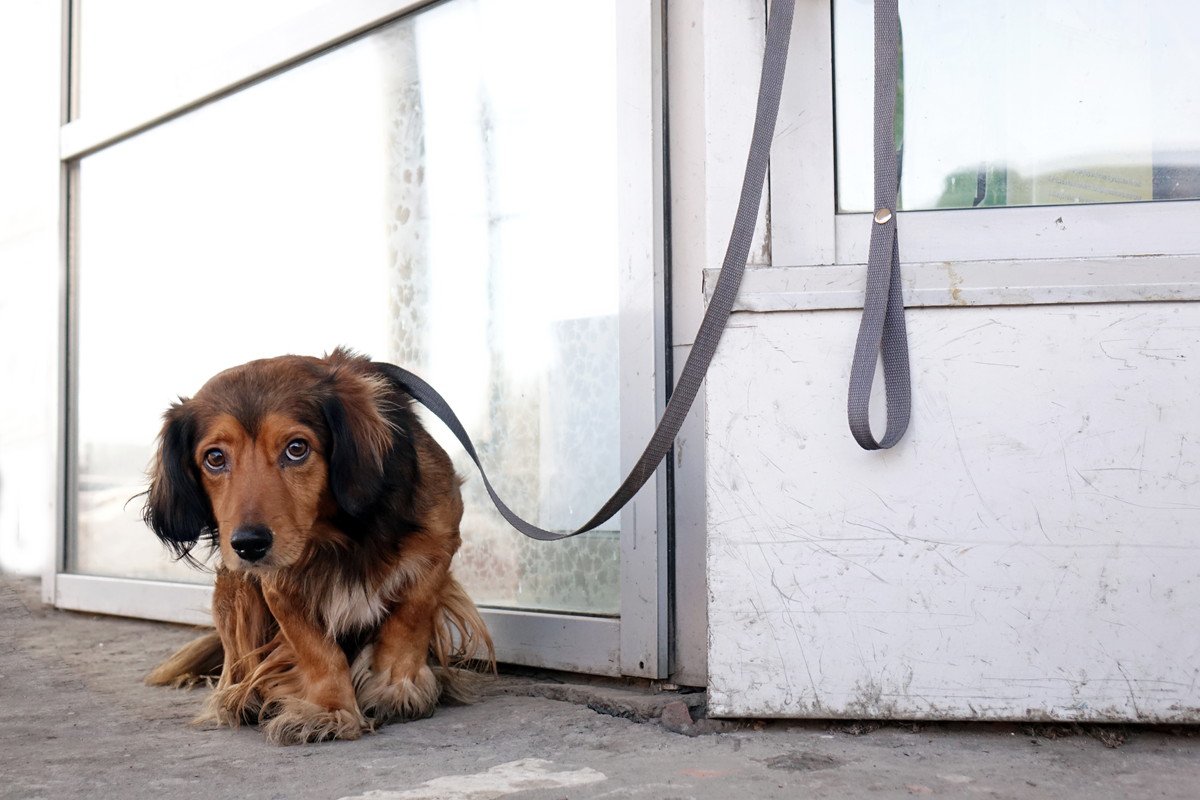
[834,0,1200,212]
[73,0,621,614]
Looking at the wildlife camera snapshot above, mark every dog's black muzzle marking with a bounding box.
[230,524,273,562]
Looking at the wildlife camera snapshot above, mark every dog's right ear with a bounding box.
[143,400,215,563]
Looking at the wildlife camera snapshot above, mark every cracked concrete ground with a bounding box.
[3,574,1198,800]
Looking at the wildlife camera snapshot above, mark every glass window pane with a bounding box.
[834,0,1200,212]
[73,0,621,614]
[76,0,334,118]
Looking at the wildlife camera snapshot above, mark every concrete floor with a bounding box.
[3,574,1198,800]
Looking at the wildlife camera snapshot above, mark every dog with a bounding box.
[141,347,494,744]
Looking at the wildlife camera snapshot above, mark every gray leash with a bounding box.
[847,0,912,450]
[377,0,796,540]
[381,0,908,540]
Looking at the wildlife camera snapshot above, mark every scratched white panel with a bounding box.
[706,302,1200,721]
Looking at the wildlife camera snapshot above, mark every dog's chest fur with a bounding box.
[312,549,438,639]
[316,571,406,637]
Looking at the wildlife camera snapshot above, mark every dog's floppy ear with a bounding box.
[319,357,416,519]
[143,400,216,562]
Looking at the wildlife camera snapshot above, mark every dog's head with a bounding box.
[143,348,418,571]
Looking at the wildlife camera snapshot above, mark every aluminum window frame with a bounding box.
[48,0,670,680]
[764,0,1200,312]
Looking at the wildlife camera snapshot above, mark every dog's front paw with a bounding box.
[351,644,441,723]
[259,696,370,745]
[198,680,262,729]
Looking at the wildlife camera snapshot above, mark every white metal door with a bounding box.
[696,0,1200,720]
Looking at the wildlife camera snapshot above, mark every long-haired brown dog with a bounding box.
[142,348,493,744]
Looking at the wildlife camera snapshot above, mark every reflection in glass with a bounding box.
[74,0,621,614]
[834,0,1200,211]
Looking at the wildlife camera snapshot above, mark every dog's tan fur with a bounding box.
[143,349,494,744]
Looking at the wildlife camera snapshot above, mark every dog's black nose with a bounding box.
[230,525,273,562]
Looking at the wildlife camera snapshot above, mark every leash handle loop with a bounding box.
[847,0,912,450]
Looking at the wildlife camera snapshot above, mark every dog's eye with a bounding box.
[203,449,226,471]
[284,439,310,462]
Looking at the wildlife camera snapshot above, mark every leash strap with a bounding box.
[375,0,797,540]
[846,0,911,450]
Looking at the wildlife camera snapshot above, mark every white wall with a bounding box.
[0,1,62,575]
[706,301,1200,721]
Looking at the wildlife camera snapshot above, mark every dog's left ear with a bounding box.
[320,357,415,518]
[144,400,217,562]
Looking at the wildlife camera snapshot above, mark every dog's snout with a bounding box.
[230,524,273,562]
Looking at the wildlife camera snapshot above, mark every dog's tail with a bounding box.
[145,630,224,688]
[431,574,496,703]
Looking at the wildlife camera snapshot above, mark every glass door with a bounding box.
[53,0,667,678]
